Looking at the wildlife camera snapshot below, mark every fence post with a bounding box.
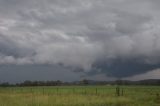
[84,89,86,95]
[43,88,44,95]
[116,86,120,96]
[156,93,160,100]
[57,88,59,95]
[96,88,97,95]
[121,88,124,96]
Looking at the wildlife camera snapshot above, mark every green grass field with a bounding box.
[0,86,159,106]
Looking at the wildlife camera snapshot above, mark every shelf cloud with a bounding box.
[0,0,160,81]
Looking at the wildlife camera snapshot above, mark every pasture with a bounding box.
[0,86,159,106]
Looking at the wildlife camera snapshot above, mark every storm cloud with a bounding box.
[0,0,160,81]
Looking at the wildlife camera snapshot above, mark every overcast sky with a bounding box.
[0,0,160,83]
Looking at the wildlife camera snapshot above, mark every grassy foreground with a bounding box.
[0,86,160,106]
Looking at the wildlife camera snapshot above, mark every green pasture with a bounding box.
[0,86,159,106]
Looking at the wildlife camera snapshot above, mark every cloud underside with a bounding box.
[0,0,160,78]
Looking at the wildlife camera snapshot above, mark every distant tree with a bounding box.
[22,80,33,86]
[115,80,123,85]
[0,82,10,87]
[55,80,62,85]
[81,79,89,85]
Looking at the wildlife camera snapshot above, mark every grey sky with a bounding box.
[0,0,160,82]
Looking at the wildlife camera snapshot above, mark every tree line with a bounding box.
[0,79,160,87]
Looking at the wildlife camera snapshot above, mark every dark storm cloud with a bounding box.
[0,0,160,80]
[91,58,160,78]
[0,64,82,83]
